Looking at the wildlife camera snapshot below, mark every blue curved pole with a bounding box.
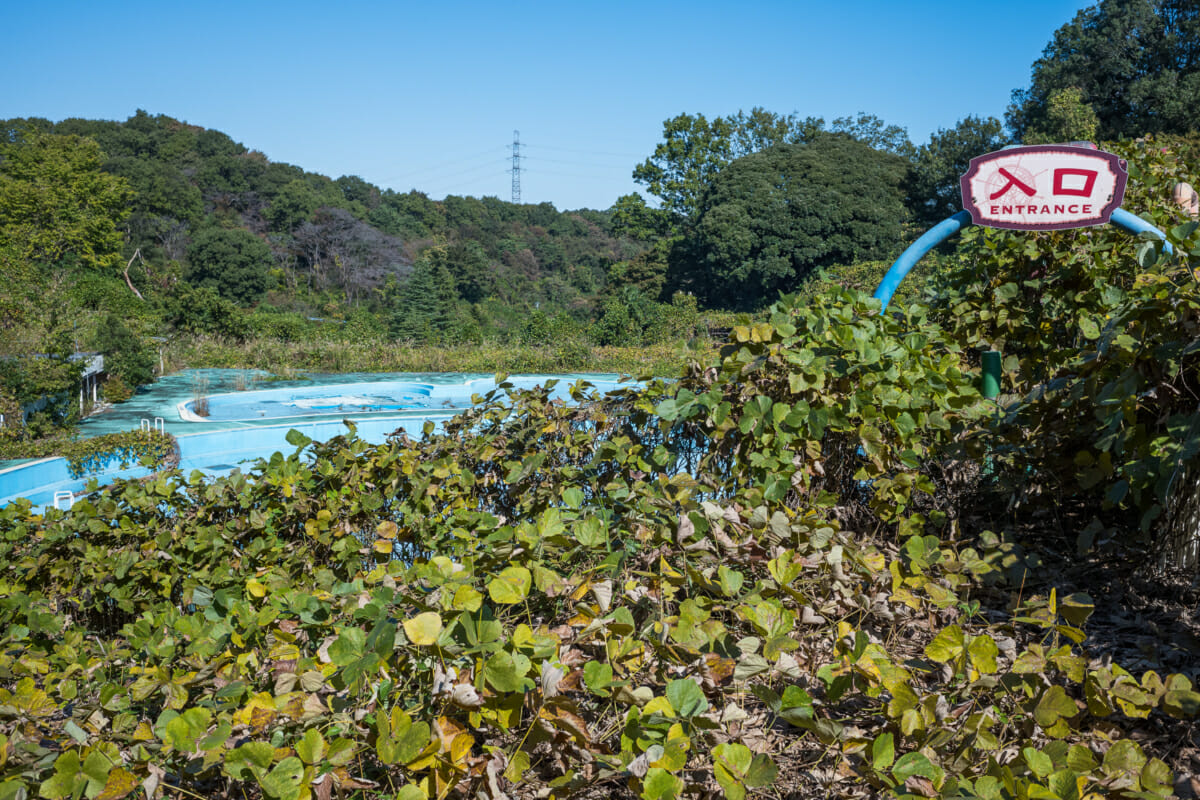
[873,208,1175,313]
[873,210,973,312]
[1111,208,1174,256]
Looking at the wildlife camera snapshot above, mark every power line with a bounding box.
[523,142,646,159]
[524,154,630,168]
[438,171,510,195]
[374,146,507,184]
[523,166,626,181]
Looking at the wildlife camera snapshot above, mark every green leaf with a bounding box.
[871,732,895,771]
[1023,746,1054,778]
[482,650,532,693]
[1102,739,1146,775]
[892,751,938,782]
[504,750,531,783]
[777,686,813,725]
[1034,685,1078,728]
[583,661,615,697]
[162,707,212,752]
[295,729,326,765]
[562,487,584,508]
[967,634,999,674]
[718,566,744,597]
[284,429,312,448]
[744,753,778,788]
[666,679,708,717]
[1058,593,1095,626]
[258,756,304,800]
[712,742,753,800]
[642,768,683,799]
[38,751,84,800]
[1140,757,1173,797]
[1170,220,1198,241]
[1162,688,1200,717]
[328,628,366,665]
[577,517,607,548]
[377,709,429,766]
[226,741,276,780]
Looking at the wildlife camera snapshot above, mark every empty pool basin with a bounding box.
[0,371,633,512]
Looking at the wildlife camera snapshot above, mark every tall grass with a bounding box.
[163,336,712,378]
[190,375,210,417]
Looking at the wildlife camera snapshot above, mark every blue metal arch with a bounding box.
[871,208,1174,312]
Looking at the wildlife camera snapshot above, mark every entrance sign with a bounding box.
[960,145,1127,231]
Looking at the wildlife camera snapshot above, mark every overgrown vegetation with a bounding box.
[3,267,1199,798]
[3,4,1200,797]
[0,425,174,469]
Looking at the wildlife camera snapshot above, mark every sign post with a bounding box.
[873,144,1170,313]
[872,142,1171,401]
[959,145,1127,231]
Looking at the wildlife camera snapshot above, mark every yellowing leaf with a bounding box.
[94,767,140,800]
[487,566,532,604]
[403,612,444,646]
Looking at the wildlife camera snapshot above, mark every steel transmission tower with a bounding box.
[509,130,521,204]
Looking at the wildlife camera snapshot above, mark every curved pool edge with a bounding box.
[2,372,637,513]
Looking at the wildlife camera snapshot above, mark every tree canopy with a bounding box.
[1008,0,1200,141]
[0,129,131,272]
[682,135,908,309]
[904,116,1009,226]
[184,227,272,306]
[632,108,909,228]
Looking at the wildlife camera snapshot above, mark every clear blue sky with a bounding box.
[3,0,1094,211]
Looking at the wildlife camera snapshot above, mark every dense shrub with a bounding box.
[93,313,155,388]
[1,291,1195,800]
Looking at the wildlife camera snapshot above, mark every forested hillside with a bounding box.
[0,111,640,341]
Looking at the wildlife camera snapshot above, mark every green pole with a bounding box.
[981,350,1002,399]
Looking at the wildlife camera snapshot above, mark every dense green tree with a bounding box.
[440,240,492,303]
[904,115,1009,225]
[609,193,671,242]
[725,108,824,158]
[1024,87,1101,144]
[0,306,82,430]
[185,227,272,305]
[0,130,132,271]
[161,284,251,339]
[634,108,907,227]
[829,112,913,156]
[683,135,908,309]
[632,113,736,225]
[388,256,458,343]
[266,179,321,232]
[1008,0,1200,140]
[335,174,380,209]
[0,112,641,346]
[93,313,154,387]
[604,243,670,301]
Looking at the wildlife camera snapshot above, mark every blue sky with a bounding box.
[3,0,1094,211]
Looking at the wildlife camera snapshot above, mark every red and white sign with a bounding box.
[960,145,1127,231]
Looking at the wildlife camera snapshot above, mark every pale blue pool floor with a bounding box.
[1,369,629,510]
